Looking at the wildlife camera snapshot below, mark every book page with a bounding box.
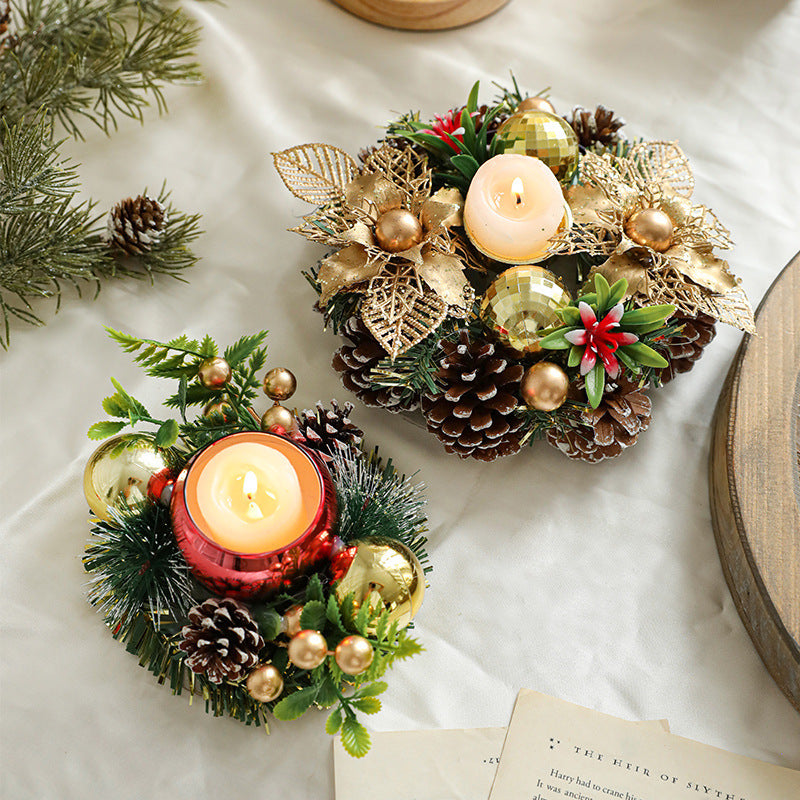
[489,690,799,800]
[333,720,669,800]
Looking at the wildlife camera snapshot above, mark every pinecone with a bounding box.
[421,331,524,462]
[105,195,166,255]
[547,379,651,463]
[332,316,420,413]
[657,313,716,385]
[566,105,625,149]
[179,598,264,684]
[297,400,364,464]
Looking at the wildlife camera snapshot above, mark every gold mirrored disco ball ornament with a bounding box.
[495,109,579,184]
[480,265,572,355]
[83,434,169,520]
[334,536,425,630]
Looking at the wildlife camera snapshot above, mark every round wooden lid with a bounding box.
[330,0,510,31]
[710,252,800,711]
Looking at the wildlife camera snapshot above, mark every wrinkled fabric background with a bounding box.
[2,1,799,797]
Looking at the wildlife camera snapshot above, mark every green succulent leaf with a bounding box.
[594,273,610,312]
[351,696,382,715]
[154,418,179,447]
[325,707,343,735]
[272,685,318,721]
[618,342,669,368]
[87,420,127,440]
[300,600,327,632]
[607,278,628,308]
[538,327,578,350]
[450,154,480,181]
[305,574,325,603]
[568,344,583,368]
[341,716,371,758]
[620,304,675,326]
[559,305,582,326]
[585,361,606,409]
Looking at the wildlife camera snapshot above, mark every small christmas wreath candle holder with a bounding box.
[274,76,755,463]
[82,330,430,757]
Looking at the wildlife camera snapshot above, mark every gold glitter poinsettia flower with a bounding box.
[274,143,471,358]
[560,142,754,332]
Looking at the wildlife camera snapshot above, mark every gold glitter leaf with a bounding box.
[361,268,447,359]
[273,144,358,205]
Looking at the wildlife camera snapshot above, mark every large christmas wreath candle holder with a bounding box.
[274,77,754,463]
[82,329,429,757]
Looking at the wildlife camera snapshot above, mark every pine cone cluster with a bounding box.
[179,598,264,684]
[332,316,419,413]
[297,400,363,464]
[566,105,625,149]
[105,195,166,256]
[422,331,524,462]
[657,313,716,385]
[547,379,651,463]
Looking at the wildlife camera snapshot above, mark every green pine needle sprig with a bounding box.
[330,447,431,573]
[84,502,194,633]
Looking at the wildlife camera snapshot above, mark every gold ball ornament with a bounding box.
[334,536,425,630]
[246,664,284,703]
[260,403,298,433]
[480,266,573,355]
[203,399,235,420]
[520,362,570,412]
[374,209,423,253]
[281,604,304,637]
[517,96,556,115]
[495,109,579,184]
[197,357,232,389]
[623,208,675,252]
[263,367,297,401]
[83,434,169,521]
[334,635,374,676]
[287,630,329,670]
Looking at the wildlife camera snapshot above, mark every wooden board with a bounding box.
[330,0,510,30]
[709,252,800,711]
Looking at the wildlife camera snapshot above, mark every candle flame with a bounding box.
[511,177,524,205]
[243,470,258,498]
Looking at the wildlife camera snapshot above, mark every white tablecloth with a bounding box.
[2,1,800,797]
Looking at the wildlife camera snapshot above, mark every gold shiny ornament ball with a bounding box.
[480,266,573,355]
[260,403,298,433]
[495,109,579,184]
[263,367,297,402]
[83,434,169,521]
[287,630,329,670]
[203,399,235,420]
[521,362,570,412]
[334,536,425,630]
[374,209,423,253]
[334,635,374,676]
[623,208,675,253]
[517,96,556,115]
[281,604,304,637]
[197,357,232,389]
[246,664,284,703]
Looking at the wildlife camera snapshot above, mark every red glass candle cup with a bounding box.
[170,431,341,600]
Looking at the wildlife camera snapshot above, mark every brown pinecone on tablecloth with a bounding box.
[105,195,166,255]
[297,400,363,464]
[421,331,524,462]
[547,379,651,463]
[332,316,420,413]
[657,313,716,385]
[179,598,264,684]
[566,105,625,149]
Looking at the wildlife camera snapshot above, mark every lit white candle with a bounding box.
[188,439,315,554]
[463,154,568,264]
